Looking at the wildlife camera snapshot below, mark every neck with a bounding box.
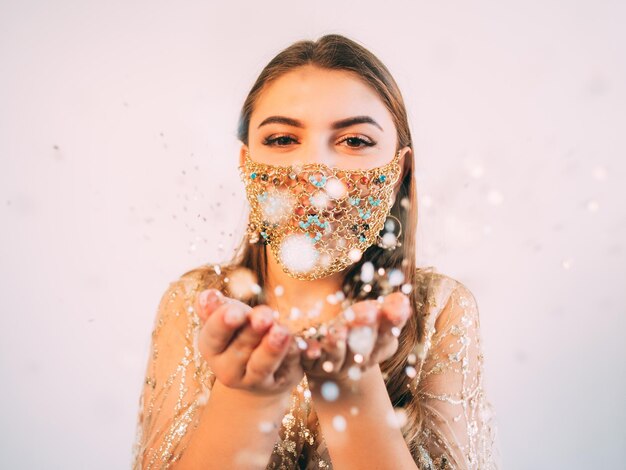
[262,246,344,331]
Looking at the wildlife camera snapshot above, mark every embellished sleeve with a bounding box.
[131,276,216,469]
[413,280,501,469]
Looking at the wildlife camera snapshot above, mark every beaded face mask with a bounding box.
[240,149,403,280]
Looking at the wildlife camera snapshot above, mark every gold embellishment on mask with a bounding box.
[240,150,402,280]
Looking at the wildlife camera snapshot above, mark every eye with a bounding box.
[337,135,376,149]
[263,135,299,147]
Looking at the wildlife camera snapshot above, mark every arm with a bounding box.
[414,281,500,469]
[308,365,418,470]
[131,277,294,469]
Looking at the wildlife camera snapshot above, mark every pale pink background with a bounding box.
[1,1,624,468]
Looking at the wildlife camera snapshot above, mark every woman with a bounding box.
[132,34,500,469]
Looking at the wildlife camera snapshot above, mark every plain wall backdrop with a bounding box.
[1,0,624,468]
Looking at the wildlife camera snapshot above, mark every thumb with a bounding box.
[195,288,225,323]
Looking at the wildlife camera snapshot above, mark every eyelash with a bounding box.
[262,134,376,148]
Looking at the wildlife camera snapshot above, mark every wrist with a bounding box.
[214,379,291,408]
[307,364,381,402]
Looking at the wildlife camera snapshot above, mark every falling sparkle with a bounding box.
[469,165,484,178]
[325,178,348,199]
[309,190,331,209]
[227,267,259,301]
[260,188,294,224]
[386,408,408,429]
[321,381,340,402]
[258,421,275,433]
[388,269,405,286]
[586,200,599,212]
[487,189,504,206]
[348,248,363,262]
[289,307,301,321]
[348,365,362,381]
[360,262,375,283]
[279,234,319,274]
[592,166,607,181]
[348,326,375,356]
[332,415,347,432]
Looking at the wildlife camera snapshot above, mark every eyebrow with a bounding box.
[257,115,383,131]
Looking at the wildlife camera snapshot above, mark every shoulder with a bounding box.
[412,267,480,335]
[152,263,229,322]
[161,262,234,300]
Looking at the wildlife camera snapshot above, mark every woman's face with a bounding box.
[243,64,407,171]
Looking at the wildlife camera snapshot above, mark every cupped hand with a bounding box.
[301,292,411,385]
[193,289,304,397]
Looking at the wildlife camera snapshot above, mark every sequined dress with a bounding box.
[131,267,501,469]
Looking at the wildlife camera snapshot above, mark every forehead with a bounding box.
[251,65,395,130]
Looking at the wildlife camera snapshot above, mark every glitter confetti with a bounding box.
[360,262,375,283]
[386,408,408,429]
[332,415,347,432]
[278,234,320,274]
[388,269,405,286]
[227,267,259,301]
[348,326,375,356]
[321,381,340,402]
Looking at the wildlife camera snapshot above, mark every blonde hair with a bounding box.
[183,34,438,458]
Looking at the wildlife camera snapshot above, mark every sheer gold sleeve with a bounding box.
[413,279,501,469]
[131,276,216,469]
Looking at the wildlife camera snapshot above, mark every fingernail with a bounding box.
[224,307,245,326]
[390,308,410,325]
[305,340,322,358]
[198,290,211,309]
[268,325,289,348]
[355,306,378,324]
[251,311,273,331]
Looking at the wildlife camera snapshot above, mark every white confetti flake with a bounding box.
[348,326,375,356]
[321,381,340,402]
[279,234,319,274]
[325,178,348,199]
[260,188,294,224]
[386,408,408,429]
[360,262,375,283]
[388,269,405,286]
[348,248,363,262]
[332,415,347,432]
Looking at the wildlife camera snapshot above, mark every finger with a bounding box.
[381,292,411,326]
[347,300,380,326]
[217,305,276,377]
[198,302,251,359]
[317,324,348,374]
[244,324,292,384]
[368,293,410,365]
[195,288,226,323]
[346,324,378,365]
[274,340,303,387]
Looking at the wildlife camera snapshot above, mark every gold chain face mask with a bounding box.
[240,149,402,280]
